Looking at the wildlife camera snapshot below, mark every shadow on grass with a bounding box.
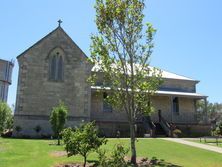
[149,157,182,167]
[87,157,182,167]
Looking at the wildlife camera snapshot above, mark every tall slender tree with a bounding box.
[91,0,162,164]
[50,101,68,145]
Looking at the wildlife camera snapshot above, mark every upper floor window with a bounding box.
[49,48,64,81]
[173,97,179,114]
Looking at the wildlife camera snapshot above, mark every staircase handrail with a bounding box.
[160,116,172,137]
[142,116,156,137]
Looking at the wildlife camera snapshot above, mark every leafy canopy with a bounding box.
[62,122,107,167]
[50,101,68,145]
[0,101,13,134]
[91,0,162,117]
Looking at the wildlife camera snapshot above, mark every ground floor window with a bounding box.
[173,97,179,114]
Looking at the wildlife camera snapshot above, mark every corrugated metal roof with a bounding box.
[91,63,196,81]
[91,86,206,99]
[156,90,207,99]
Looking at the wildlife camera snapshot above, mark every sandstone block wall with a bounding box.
[13,27,92,137]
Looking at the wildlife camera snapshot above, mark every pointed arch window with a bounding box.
[49,48,64,81]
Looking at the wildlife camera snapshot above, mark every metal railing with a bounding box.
[160,116,172,137]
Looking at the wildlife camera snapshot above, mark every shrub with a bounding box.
[62,122,107,167]
[173,129,182,138]
[0,102,13,135]
[97,149,109,167]
[97,144,129,167]
[1,129,12,138]
[50,101,68,145]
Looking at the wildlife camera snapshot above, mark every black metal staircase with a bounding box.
[142,115,172,137]
[142,116,156,137]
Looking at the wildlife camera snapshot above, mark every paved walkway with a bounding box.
[162,138,222,154]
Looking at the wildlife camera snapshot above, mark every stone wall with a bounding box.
[91,92,128,122]
[13,27,92,137]
[14,115,89,138]
[176,124,211,137]
[150,96,197,123]
[91,92,197,124]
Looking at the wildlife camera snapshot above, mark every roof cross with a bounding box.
[58,19,62,27]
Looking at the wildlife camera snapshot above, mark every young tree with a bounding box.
[91,0,162,164]
[62,122,107,167]
[50,101,68,145]
[212,121,222,136]
[0,101,13,135]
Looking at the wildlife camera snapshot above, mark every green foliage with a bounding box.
[97,149,108,167]
[62,122,107,167]
[97,144,129,167]
[0,102,13,135]
[172,129,182,138]
[49,101,68,145]
[196,100,222,122]
[212,121,222,136]
[91,0,162,164]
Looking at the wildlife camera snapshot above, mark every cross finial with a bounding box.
[58,19,62,27]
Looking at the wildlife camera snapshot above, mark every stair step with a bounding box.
[154,123,167,136]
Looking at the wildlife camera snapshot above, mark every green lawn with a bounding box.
[0,138,222,167]
[188,138,222,147]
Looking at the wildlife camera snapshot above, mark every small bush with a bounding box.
[173,129,182,138]
[97,149,109,167]
[1,129,12,138]
[50,101,68,145]
[97,144,129,167]
[62,122,107,167]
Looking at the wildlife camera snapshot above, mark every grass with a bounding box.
[0,138,222,167]
[188,138,222,147]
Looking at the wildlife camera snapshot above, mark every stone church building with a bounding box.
[13,25,210,137]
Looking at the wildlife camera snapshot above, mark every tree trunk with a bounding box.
[83,155,87,167]
[130,123,137,164]
[57,134,60,145]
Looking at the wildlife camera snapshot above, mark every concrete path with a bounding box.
[162,138,222,154]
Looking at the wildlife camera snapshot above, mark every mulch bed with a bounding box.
[56,164,95,167]
[55,157,153,167]
[53,152,178,167]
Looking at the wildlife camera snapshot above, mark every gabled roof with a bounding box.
[17,26,88,59]
[160,68,197,82]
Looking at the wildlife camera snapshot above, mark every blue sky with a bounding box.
[1,0,222,107]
